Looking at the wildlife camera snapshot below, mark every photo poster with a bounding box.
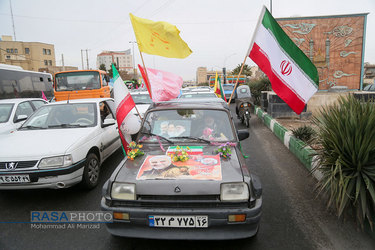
[136,154,222,181]
[152,120,191,138]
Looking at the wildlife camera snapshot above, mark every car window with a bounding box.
[22,103,97,128]
[364,85,371,91]
[370,85,375,91]
[31,100,47,110]
[139,109,235,142]
[14,101,34,121]
[0,103,14,123]
[99,101,114,123]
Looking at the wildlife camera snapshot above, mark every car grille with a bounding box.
[109,195,249,209]
[0,161,38,170]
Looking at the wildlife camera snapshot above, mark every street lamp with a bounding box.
[129,41,137,79]
[223,53,236,84]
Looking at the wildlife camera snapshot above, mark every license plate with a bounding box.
[149,215,208,228]
[0,175,30,183]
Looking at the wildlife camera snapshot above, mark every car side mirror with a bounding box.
[103,118,116,127]
[16,114,28,123]
[237,129,249,141]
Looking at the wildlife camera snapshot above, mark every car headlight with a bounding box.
[220,182,249,201]
[38,155,73,169]
[111,182,136,200]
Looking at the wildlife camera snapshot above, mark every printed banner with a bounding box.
[136,154,221,180]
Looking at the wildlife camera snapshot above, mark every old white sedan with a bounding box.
[0,98,48,135]
[0,98,121,190]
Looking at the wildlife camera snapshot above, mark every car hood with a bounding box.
[114,145,244,195]
[0,128,96,161]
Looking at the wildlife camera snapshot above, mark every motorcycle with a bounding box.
[235,85,253,128]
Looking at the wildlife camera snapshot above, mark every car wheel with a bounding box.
[81,153,100,189]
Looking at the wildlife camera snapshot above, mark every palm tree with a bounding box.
[231,64,252,77]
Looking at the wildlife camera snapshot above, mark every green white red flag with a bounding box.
[113,64,136,152]
[214,72,226,101]
[249,7,319,114]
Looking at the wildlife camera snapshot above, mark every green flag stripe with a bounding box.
[261,9,319,86]
[112,64,120,82]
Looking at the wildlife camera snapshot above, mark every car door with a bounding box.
[13,101,34,128]
[98,100,120,160]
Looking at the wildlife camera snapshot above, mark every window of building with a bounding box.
[6,55,10,59]
[43,49,46,55]
[47,49,51,55]
[14,49,18,54]
[10,49,13,53]
[44,60,48,66]
[25,48,30,54]
[48,60,52,66]
[6,48,10,53]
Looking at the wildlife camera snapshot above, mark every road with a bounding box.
[0,103,374,250]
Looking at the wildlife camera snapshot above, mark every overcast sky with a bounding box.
[0,0,374,81]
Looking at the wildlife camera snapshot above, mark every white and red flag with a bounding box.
[113,65,137,153]
[249,7,319,114]
[138,65,183,102]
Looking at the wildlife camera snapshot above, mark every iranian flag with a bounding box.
[113,65,136,152]
[249,7,319,114]
[214,72,226,101]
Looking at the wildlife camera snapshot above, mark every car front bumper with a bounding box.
[0,160,85,190]
[101,197,262,240]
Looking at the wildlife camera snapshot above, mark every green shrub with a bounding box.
[292,125,316,143]
[248,78,271,105]
[313,95,375,230]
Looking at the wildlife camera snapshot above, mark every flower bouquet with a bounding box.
[168,146,190,162]
[215,142,232,159]
[127,141,144,160]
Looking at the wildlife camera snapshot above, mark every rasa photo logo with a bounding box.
[30,211,113,230]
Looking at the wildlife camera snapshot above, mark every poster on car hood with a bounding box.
[136,154,222,181]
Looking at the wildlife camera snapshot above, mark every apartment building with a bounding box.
[97,50,134,75]
[0,35,55,71]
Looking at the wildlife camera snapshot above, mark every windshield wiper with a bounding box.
[141,132,174,144]
[48,123,87,128]
[169,136,211,143]
[20,125,47,130]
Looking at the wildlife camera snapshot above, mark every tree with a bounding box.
[231,64,252,77]
[99,64,106,72]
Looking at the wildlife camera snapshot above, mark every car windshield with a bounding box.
[139,109,235,143]
[55,71,101,91]
[0,103,14,123]
[20,103,97,129]
[180,93,217,99]
[131,94,153,104]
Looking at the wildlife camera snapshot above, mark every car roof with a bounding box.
[148,98,229,111]
[0,98,47,104]
[50,98,113,105]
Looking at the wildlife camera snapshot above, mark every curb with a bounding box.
[254,105,375,240]
[254,106,321,180]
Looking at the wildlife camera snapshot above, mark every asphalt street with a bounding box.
[0,103,374,250]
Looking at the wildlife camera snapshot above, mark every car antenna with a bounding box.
[67,93,70,104]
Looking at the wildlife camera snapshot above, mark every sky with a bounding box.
[0,0,374,81]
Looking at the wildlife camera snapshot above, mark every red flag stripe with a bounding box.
[249,42,305,114]
[116,94,136,125]
[138,64,152,99]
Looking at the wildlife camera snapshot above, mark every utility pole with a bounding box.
[9,0,16,41]
[86,49,89,70]
[61,54,65,71]
[129,41,137,79]
[81,49,84,70]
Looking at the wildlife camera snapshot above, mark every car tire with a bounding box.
[81,153,100,189]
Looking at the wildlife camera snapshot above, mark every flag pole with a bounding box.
[227,56,247,104]
[227,6,266,105]
[139,50,153,99]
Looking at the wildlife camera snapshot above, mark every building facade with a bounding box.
[0,36,56,71]
[97,50,134,75]
[196,67,223,84]
[276,13,368,90]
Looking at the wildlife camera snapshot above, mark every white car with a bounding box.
[0,98,121,190]
[130,91,153,117]
[0,98,48,135]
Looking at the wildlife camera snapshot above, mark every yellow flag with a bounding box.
[129,13,192,59]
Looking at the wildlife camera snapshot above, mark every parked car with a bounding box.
[179,92,218,99]
[0,98,48,135]
[0,98,121,190]
[101,99,262,240]
[130,91,153,117]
